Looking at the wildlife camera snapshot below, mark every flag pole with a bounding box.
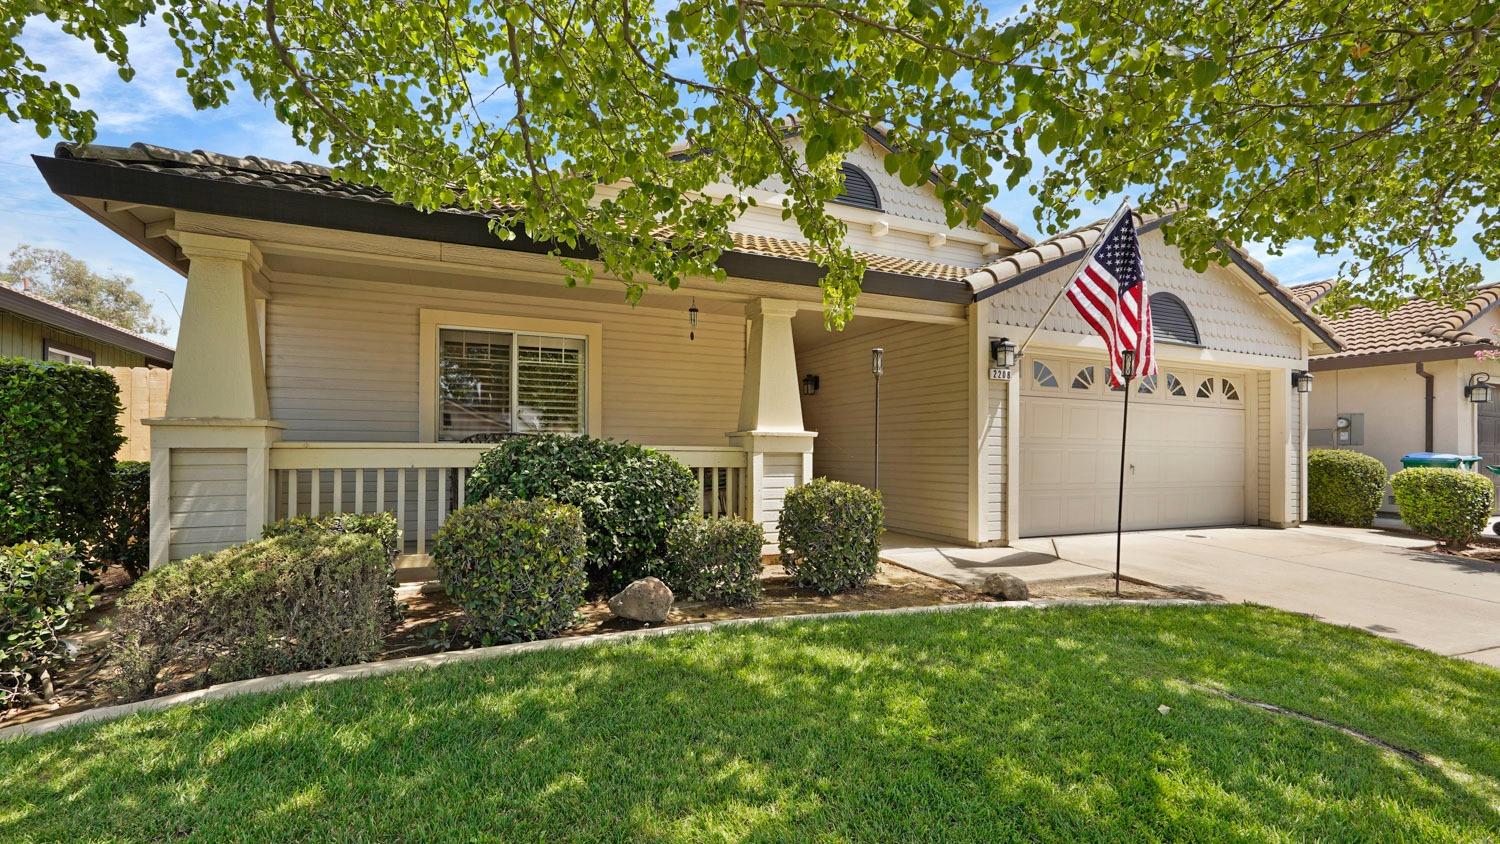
[1114,349,1137,597]
[1015,198,1133,361]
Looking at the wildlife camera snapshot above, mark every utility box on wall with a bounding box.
[1336,413,1364,447]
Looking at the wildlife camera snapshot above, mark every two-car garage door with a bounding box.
[1019,356,1247,537]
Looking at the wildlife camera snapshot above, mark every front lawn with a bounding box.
[3,604,1498,842]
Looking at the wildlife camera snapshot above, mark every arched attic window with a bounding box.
[834,163,882,211]
[1149,292,1200,345]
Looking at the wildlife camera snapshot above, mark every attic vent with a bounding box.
[1150,292,1200,345]
[834,163,882,211]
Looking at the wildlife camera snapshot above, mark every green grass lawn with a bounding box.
[3,605,1498,842]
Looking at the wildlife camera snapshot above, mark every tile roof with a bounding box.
[54,143,985,285]
[963,212,1342,349]
[1297,280,1500,360]
[0,283,174,362]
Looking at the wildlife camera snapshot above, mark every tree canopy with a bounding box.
[0,245,167,336]
[3,1,1496,323]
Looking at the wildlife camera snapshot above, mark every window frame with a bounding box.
[42,339,94,366]
[419,309,603,442]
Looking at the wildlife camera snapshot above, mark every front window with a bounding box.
[438,328,586,441]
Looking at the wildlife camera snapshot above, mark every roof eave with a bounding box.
[1309,343,1487,371]
[0,284,174,363]
[34,154,972,306]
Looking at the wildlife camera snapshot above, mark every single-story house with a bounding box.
[34,135,1338,568]
[0,282,173,367]
[1294,280,1500,509]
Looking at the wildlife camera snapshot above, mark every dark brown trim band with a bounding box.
[1310,343,1486,371]
[35,154,974,305]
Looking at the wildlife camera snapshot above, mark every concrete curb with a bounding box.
[1,597,1213,741]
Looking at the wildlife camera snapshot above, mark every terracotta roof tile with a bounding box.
[1308,282,1500,359]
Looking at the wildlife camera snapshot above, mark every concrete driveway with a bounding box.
[882,526,1500,667]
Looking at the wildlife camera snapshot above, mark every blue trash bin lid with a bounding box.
[1401,452,1461,461]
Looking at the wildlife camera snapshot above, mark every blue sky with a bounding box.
[3,15,1495,346]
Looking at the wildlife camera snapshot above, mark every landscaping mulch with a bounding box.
[1027,574,1190,601]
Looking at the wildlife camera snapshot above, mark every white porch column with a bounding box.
[728,299,816,544]
[146,234,282,568]
[1266,367,1298,528]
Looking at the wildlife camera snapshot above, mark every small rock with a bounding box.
[608,577,673,623]
[978,572,1029,601]
[1157,704,1172,715]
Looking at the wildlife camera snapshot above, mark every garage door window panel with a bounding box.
[1221,378,1241,403]
[1071,364,1097,391]
[1031,360,1059,390]
[1196,377,1216,400]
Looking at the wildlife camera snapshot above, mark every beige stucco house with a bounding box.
[35,135,1338,568]
[1295,281,1500,510]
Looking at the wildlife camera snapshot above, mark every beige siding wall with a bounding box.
[797,320,970,542]
[760,453,802,545]
[265,274,745,446]
[1257,372,1271,521]
[169,448,246,560]
[0,309,148,366]
[981,377,1008,542]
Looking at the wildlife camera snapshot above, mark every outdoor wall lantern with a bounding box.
[801,374,820,396]
[990,337,1017,370]
[1466,372,1493,404]
[1292,370,1314,394]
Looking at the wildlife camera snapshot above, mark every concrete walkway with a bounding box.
[883,526,1500,667]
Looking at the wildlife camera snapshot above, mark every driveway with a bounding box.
[882,526,1500,667]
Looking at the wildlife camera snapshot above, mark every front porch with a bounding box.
[143,228,965,568]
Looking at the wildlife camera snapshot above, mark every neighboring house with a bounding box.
[1294,281,1500,509]
[34,136,1337,568]
[0,282,173,367]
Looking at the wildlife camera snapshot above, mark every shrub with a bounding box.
[262,511,403,621]
[94,460,151,578]
[0,358,123,552]
[1307,449,1388,528]
[109,532,392,699]
[431,497,588,643]
[662,516,765,606]
[465,434,697,588]
[1390,467,1495,548]
[777,478,883,595]
[1,541,92,709]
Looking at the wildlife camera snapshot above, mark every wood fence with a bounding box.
[103,366,171,461]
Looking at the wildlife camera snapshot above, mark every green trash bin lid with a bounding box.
[1400,452,1465,468]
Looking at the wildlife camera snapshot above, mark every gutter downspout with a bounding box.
[1416,363,1435,452]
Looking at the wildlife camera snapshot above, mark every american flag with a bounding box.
[1064,205,1157,387]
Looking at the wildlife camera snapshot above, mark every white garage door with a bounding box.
[1020,356,1247,537]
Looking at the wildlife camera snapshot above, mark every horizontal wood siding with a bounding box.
[798,321,970,542]
[982,378,1007,542]
[265,274,744,445]
[169,448,246,560]
[761,453,801,545]
[0,310,147,366]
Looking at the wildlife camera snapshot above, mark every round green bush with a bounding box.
[1390,467,1495,547]
[662,516,765,607]
[465,434,697,588]
[432,497,588,643]
[777,478,883,595]
[93,460,151,578]
[0,358,123,553]
[1307,449,1388,528]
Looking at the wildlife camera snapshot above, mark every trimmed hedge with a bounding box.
[1307,449,1388,528]
[0,541,91,709]
[663,516,765,606]
[1390,467,1495,548]
[95,461,151,578]
[262,511,403,622]
[465,434,697,588]
[109,532,392,699]
[778,478,884,595]
[0,358,123,552]
[431,497,588,643]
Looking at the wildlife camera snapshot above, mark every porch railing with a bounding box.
[267,441,746,559]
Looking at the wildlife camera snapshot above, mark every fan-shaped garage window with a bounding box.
[1032,360,1058,388]
[1149,292,1200,345]
[834,163,882,210]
